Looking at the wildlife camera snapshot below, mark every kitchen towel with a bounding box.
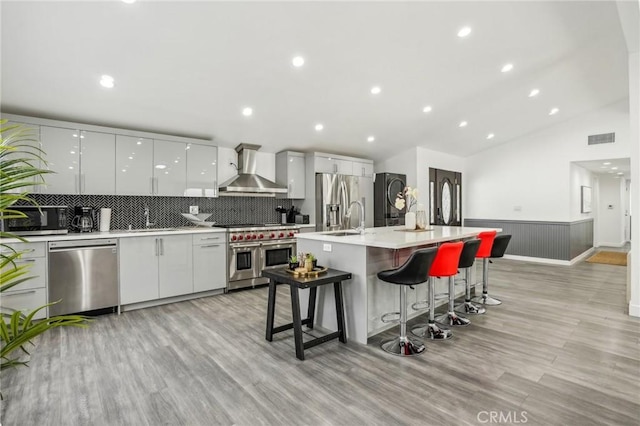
[99,208,112,232]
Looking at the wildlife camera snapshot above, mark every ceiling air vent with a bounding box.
[588,132,615,145]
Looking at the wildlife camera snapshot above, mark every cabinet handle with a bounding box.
[200,237,221,240]
[160,238,164,255]
[81,173,86,193]
[200,244,221,248]
[75,174,79,193]
[214,180,218,197]
[333,163,337,173]
[4,290,37,296]
[150,177,154,195]
[16,259,36,263]
[288,183,292,194]
[155,238,159,256]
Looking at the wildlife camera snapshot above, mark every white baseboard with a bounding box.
[503,248,595,266]
[596,241,627,248]
[629,302,640,317]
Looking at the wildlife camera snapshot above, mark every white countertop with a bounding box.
[296,225,501,249]
[2,227,227,244]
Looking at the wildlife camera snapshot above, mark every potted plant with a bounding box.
[306,253,317,269]
[1,120,91,381]
[288,254,298,270]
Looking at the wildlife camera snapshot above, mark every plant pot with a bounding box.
[289,262,298,270]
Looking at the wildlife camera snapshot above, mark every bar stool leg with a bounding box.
[411,277,452,340]
[381,286,426,356]
[436,276,470,326]
[472,258,502,306]
[454,268,486,314]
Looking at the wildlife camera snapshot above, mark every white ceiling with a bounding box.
[0,1,631,161]
[575,157,631,179]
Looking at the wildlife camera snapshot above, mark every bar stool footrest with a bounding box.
[411,301,429,310]
[381,311,401,323]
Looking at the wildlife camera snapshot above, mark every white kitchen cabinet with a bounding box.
[116,135,153,195]
[39,126,115,194]
[5,121,43,193]
[314,155,353,175]
[185,144,218,197]
[352,160,374,178]
[192,233,226,292]
[153,139,187,196]
[0,242,47,319]
[119,234,194,304]
[276,151,305,199]
[119,236,160,304]
[158,234,193,298]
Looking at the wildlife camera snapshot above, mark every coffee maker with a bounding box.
[71,206,95,232]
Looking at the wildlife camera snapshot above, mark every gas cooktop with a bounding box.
[215,223,298,229]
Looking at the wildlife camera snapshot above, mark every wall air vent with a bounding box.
[588,132,615,145]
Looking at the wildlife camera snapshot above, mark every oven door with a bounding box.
[261,241,296,272]
[229,243,261,283]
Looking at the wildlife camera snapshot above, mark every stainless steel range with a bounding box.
[218,224,300,290]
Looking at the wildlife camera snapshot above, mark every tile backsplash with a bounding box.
[23,194,295,231]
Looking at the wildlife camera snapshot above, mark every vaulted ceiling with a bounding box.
[0,1,631,161]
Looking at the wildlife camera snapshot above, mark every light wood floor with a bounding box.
[1,256,639,425]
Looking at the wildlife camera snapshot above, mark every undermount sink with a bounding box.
[326,231,362,237]
[124,227,178,233]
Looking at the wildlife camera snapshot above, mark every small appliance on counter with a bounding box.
[71,206,95,233]
[0,205,68,236]
[295,214,309,224]
[286,206,300,223]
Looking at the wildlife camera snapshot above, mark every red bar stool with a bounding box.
[411,241,464,339]
[453,239,486,315]
[377,248,438,356]
[471,230,500,305]
[472,234,511,306]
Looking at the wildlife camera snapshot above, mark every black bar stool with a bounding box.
[472,234,512,306]
[454,239,485,315]
[377,248,437,356]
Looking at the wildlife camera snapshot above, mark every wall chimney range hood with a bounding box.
[218,143,288,196]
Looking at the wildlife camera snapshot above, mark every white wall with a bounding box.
[465,99,631,222]
[596,175,626,246]
[569,163,595,221]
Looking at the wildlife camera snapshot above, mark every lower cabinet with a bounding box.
[119,234,193,304]
[0,242,48,319]
[193,233,226,292]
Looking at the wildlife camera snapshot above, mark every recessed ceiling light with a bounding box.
[459,121,468,128]
[529,89,540,97]
[315,123,324,131]
[242,107,253,117]
[136,141,142,145]
[155,164,167,170]
[457,26,472,38]
[423,106,432,113]
[122,0,136,3]
[617,172,624,175]
[603,162,611,165]
[292,56,305,67]
[367,136,375,142]
[70,150,75,154]
[370,86,381,95]
[611,167,618,170]
[501,63,514,73]
[549,107,559,115]
[128,156,133,160]
[99,75,114,88]
[487,133,495,139]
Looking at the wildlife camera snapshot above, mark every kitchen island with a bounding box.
[296,225,501,344]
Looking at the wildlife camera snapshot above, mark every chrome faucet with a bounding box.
[144,206,155,228]
[348,200,365,235]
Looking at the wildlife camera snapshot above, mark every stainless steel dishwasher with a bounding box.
[48,239,119,316]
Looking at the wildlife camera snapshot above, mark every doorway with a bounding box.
[429,168,462,226]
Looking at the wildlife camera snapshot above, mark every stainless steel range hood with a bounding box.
[218,143,288,196]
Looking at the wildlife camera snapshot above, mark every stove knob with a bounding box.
[251,234,257,240]
[258,234,264,239]
[270,233,275,239]
[279,232,284,238]
[231,235,237,241]
[238,235,244,240]
[288,232,294,237]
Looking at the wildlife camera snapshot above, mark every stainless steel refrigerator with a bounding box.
[315,173,374,232]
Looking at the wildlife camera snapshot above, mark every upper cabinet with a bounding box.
[4,121,43,193]
[115,135,154,195]
[310,153,373,177]
[352,160,374,178]
[276,151,305,199]
[153,139,187,196]
[40,126,115,194]
[185,143,218,197]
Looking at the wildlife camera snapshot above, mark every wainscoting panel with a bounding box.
[464,218,594,261]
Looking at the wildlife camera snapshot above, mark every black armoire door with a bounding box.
[429,168,462,226]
